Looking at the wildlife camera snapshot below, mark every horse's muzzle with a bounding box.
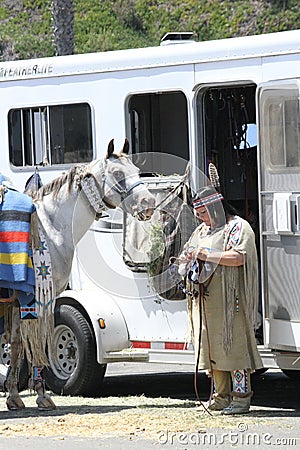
[133,195,155,221]
[136,207,154,221]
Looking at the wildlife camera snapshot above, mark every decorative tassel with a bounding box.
[208,163,220,189]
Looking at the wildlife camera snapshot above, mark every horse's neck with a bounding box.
[36,185,95,294]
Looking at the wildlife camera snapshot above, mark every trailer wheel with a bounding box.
[251,367,268,377]
[281,369,300,382]
[0,336,29,392]
[44,304,106,396]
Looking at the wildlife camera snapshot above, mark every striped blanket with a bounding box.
[0,175,35,302]
[0,174,55,356]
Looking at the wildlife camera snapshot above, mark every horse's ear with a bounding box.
[122,138,130,155]
[107,139,114,158]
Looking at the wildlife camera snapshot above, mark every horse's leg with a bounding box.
[19,315,56,410]
[33,366,56,410]
[5,302,25,410]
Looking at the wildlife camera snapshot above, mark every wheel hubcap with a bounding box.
[49,324,79,379]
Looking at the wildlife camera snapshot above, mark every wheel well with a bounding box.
[55,292,130,356]
[55,297,95,338]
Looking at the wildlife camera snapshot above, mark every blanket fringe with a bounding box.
[20,316,54,369]
[30,211,41,250]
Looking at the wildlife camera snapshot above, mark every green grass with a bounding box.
[0,0,299,60]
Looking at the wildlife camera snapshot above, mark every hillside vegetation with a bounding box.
[0,0,299,61]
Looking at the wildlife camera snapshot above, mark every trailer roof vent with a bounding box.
[160,32,197,46]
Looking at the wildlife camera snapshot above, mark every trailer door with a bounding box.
[258,80,300,352]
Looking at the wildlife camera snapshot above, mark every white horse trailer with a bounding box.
[0,29,300,395]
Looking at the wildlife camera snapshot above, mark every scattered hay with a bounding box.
[0,393,279,440]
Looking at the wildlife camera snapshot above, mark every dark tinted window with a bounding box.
[9,103,93,167]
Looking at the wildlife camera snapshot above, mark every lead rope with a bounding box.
[201,285,215,406]
[194,267,215,415]
[194,281,212,416]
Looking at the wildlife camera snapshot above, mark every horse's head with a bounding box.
[91,139,155,220]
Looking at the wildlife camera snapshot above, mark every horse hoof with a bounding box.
[6,397,26,410]
[38,405,57,411]
[38,404,57,411]
[37,398,57,411]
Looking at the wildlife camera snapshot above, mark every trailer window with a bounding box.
[128,91,189,175]
[8,103,93,167]
[259,86,300,169]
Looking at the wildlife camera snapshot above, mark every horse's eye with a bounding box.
[113,170,124,181]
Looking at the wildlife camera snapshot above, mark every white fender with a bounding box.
[56,288,129,363]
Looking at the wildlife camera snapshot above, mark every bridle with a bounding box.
[80,159,146,220]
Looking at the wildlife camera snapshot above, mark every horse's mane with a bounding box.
[32,163,89,201]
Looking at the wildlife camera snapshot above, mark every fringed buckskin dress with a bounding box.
[183,216,263,373]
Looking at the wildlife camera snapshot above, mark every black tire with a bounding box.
[44,304,106,396]
[251,367,268,377]
[0,336,29,392]
[281,369,300,382]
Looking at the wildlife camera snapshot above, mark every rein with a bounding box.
[150,162,191,215]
